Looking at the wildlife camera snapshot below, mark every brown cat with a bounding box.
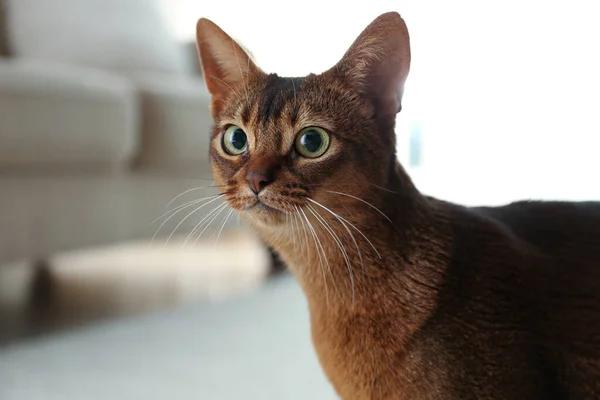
[195,12,600,399]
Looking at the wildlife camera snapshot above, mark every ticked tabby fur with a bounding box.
[196,12,600,399]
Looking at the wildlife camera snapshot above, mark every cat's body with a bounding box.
[456,200,600,398]
[271,170,600,400]
[195,12,600,399]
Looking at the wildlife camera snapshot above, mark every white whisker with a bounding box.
[300,207,335,303]
[369,183,397,194]
[287,212,295,252]
[310,200,363,270]
[308,204,355,304]
[292,208,299,252]
[165,186,216,209]
[306,197,381,258]
[152,194,221,225]
[324,190,395,227]
[152,195,223,244]
[184,202,228,246]
[295,205,312,273]
[164,195,225,246]
[193,202,229,245]
[215,208,235,244]
[291,208,302,257]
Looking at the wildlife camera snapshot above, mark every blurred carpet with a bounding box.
[0,275,337,400]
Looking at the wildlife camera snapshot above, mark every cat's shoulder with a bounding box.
[427,197,600,254]
[467,199,600,258]
[426,197,600,227]
[470,199,600,227]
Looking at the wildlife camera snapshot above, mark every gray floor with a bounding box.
[0,275,337,399]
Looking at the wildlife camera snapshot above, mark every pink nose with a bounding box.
[246,171,272,194]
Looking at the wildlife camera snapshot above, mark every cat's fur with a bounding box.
[196,12,600,399]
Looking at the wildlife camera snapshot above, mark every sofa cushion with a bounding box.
[131,73,213,171]
[5,0,190,74]
[0,59,137,168]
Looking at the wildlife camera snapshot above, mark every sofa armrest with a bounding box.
[127,72,213,174]
[0,59,138,170]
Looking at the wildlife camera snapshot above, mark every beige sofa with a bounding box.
[0,1,230,266]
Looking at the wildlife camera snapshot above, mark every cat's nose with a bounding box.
[246,156,279,195]
[246,171,273,194]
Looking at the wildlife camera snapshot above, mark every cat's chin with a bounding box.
[243,201,286,226]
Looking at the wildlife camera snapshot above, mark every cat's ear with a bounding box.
[196,18,260,118]
[333,12,411,117]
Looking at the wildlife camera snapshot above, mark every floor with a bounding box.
[0,274,337,400]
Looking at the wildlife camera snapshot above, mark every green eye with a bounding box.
[295,127,330,158]
[222,125,248,155]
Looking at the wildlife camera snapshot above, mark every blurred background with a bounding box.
[0,0,598,399]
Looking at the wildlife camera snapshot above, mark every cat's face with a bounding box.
[209,73,388,226]
[197,13,410,229]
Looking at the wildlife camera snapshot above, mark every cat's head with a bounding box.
[196,13,410,230]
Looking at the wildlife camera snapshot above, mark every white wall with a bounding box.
[162,0,600,204]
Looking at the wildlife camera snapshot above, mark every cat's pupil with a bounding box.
[230,129,247,150]
[301,130,322,153]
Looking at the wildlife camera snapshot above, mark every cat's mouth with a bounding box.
[224,187,306,222]
[247,200,280,213]
[241,198,291,224]
[240,193,301,220]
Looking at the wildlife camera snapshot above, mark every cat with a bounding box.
[195,12,600,399]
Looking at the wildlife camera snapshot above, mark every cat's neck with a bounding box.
[257,160,448,314]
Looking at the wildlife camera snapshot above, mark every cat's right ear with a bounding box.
[196,18,260,118]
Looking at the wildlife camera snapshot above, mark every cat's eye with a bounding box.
[222,125,248,155]
[295,127,330,158]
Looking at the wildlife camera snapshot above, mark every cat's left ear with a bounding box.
[332,12,411,117]
[196,18,260,118]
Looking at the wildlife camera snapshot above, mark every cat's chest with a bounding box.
[309,308,446,400]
